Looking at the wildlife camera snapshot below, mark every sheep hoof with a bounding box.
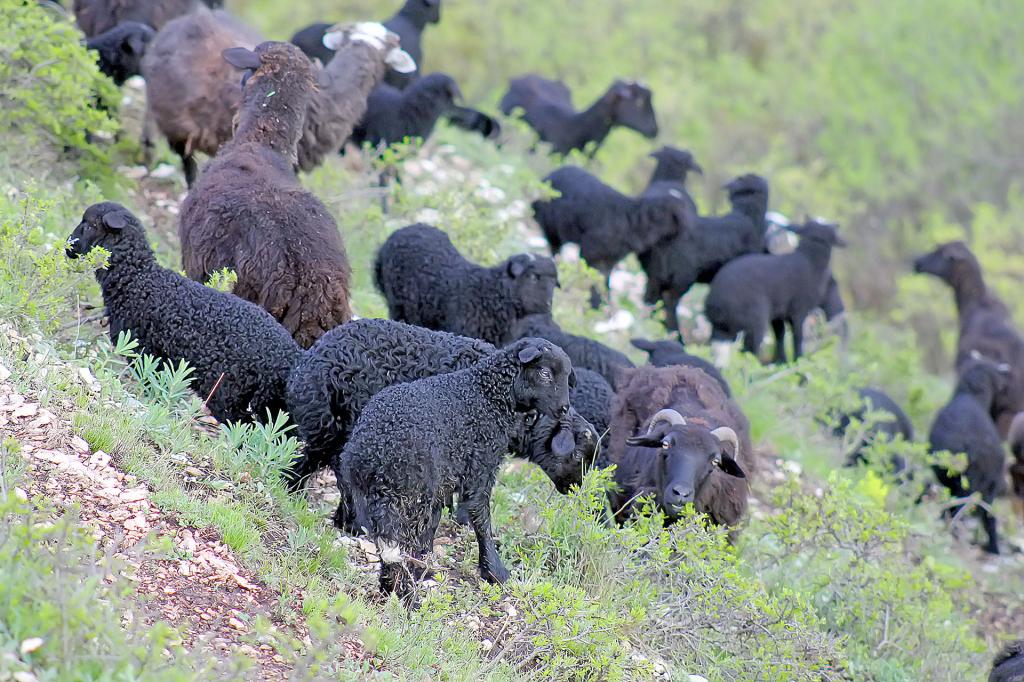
[481,562,510,584]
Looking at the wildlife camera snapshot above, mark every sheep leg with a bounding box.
[790,317,805,361]
[741,323,765,359]
[588,268,612,309]
[661,293,682,340]
[980,495,1000,554]
[171,140,197,188]
[463,495,509,584]
[771,319,788,364]
[141,106,156,167]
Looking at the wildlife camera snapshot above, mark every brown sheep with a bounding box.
[607,365,753,530]
[73,0,213,38]
[178,41,351,348]
[914,241,1024,435]
[142,11,406,185]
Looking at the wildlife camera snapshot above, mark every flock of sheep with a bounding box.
[50,0,1024,673]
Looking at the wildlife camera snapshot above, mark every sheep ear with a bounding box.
[517,343,542,364]
[552,427,576,458]
[568,368,577,389]
[507,259,526,278]
[386,48,417,74]
[715,453,746,479]
[101,211,127,230]
[222,47,261,70]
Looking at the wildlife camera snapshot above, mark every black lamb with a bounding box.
[532,165,690,307]
[500,75,657,156]
[65,203,301,424]
[831,387,913,473]
[511,314,634,388]
[643,146,702,213]
[349,72,460,148]
[84,20,154,85]
[338,338,573,597]
[629,337,731,397]
[928,357,1010,554]
[638,174,769,337]
[705,220,845,362]
[374,224,559,345]
[990,640,1024,682]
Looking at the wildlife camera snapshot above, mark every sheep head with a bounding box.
[510,338,573,421]
[322,22,416,73]
[609,80,658,138]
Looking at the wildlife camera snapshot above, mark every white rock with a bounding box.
[150,163,178,179]
[120,488,148,503]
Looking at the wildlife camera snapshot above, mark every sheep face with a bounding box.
[414,72,461,105]
[610,81,657,139]
[66,202,138,258]
[912,241,974,283]
[520,408,600,494]
[86,21,155,86]
[649,146,702,178]
[511,339,573,420]
[506,254,559,316]
[626,423,745,521]
[411,0,441,24]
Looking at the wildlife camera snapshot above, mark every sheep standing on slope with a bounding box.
[928,357,1010,554]
[65,203,301,424]
[177,41,355,349]
[642,146,702,212]
[84,21,155,85]
[532,165,690,308]
[511,313,634,388]
[349,73,461,148]
[704,220,845,363]
[637,174,769,337]
[500,75,658,156]
[914,241,1024,433]
[607,366,753,530]
[374,224,560,345]
[339,339,574,597]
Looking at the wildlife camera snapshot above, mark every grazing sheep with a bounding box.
[143,13,409,184]
[65,203,301,424]
[73,0,214,37]
[512,314,634,388]
[705,220,845,363]
[928,357,1010,554]
[339,338,573,597]
[178,41,352,348]
[607,365,753,529]
[1008,412,1024,521]
[638,174,769,336]
[532,165,690,307]
[991,641,1024,682]
[831,387,913,473]
[568,367,614,439]
[349,72,460,148]
[374,224,559,345]
[914,241,1024,433]
[500,75,657,156]
[84,21,154,85]
[629,338,731,397]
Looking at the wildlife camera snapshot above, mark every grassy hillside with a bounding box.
[2,0,1024,679]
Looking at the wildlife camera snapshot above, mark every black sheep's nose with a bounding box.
[667,485,694,505]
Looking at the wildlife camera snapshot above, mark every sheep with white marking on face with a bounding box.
[338,338,574,598]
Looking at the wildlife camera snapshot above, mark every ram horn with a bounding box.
[710,426,740,456]
[646,409,686,433]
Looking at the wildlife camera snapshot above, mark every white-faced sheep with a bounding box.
[65,203,301,424]
[607,365,753,531]
[500,75,658,156]
[339,338,574,598]
[374,224,560,345]
[177,41,352,349]
[704,219,845,363]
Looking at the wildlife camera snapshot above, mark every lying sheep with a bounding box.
[143,12,410,184]
[178,41,352,348]
[500,75,657,156]
[914,241,1024,434]
[990,641,1024,682]
[65,203,301,424]
[511,314,633,388]
[705,220,845,363]
[338,338,573,597]
[374,224,559,345]
[73,0,214,37]
[928,357,1010,554]
[84,20,154,85]
[830,387,913,473]
[532,165,689,307]
[607,365,753,529]
[629,338,731,397]
[638,174,769,336]
[349,72,460,149]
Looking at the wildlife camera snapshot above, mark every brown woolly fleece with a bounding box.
[74,0,203,38]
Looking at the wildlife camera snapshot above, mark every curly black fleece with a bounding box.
[630,338,731,397]
[511,314,633,388]
[66,203,301,424]
[338,339,572,595]
[374,224,559,345]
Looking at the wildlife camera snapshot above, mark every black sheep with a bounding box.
[629,338,731,397]
[500,75,657,156]
[705,220,845,362]
[74,0,217,37]
[84,20,154,85]
[643,146,702,213]
[338,338,574,597]
[990,640,1024,682]
[914,241,1024,434]
[638,174,769,337]
[831,387,913,473]
[511,314,634,388]
[569,367,614,439]
[1010,413,1024,522]
[65,203,301,424]
[928,357,1010,554]
[374,224,559,345]
[532,165,690,307]
[349,72,460,148]
[178,41,353,349]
